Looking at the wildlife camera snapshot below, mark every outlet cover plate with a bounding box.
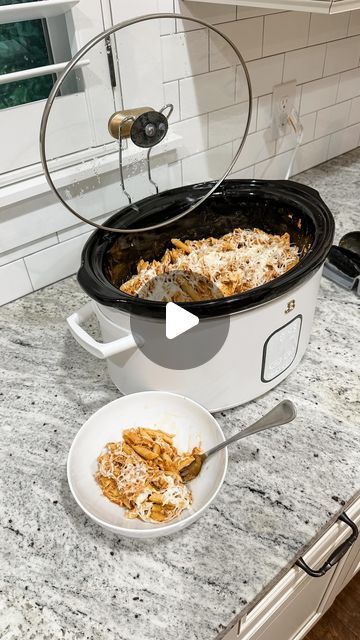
[272,80,296,140]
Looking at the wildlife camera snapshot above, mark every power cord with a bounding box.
[285,108,304,180]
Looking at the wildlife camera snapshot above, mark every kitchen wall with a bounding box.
[1,1,360,306]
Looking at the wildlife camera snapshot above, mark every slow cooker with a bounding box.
[65,179,333,411]
[39,14,335,411]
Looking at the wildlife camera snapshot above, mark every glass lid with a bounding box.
[40,13,252,234]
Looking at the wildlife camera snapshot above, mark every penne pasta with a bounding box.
[96,427,200,524]
[120,228,300,302]
[132,445,158,460]
[171,238,191,253]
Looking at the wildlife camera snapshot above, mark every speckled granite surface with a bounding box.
[1,150,360,640]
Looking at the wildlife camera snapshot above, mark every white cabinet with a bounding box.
[237,567,334,640]
[222,495,360,640]
[184,0,360,15]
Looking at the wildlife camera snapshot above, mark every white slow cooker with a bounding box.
[66,180,334,412]
[38,14,335,411]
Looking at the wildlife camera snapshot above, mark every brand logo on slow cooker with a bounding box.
[285,299,296,314]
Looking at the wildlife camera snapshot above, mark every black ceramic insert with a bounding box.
[77,179,335,319]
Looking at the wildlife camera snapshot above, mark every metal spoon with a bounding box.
[180,400,296,483]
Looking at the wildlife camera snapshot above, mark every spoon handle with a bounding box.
[205,400,296,459]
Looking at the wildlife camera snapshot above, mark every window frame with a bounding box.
[0,0,116,189]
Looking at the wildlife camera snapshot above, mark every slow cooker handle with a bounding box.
[67,302,137,359]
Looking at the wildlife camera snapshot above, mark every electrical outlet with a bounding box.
[272,80,296,140]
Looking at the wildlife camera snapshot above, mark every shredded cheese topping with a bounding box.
[120,228,300,302]
[96,428,200,524]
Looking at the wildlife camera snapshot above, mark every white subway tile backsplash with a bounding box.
[164,81,181,122]
[180,67,235,119]
[300,75,339,115]
[57,223,91,243]
[181,142,233,184]
[308,13,349,46]
[348,10,360,36]
[174,1,236,32]
[348,96,360,126]
[336,68,360,103]
[0,260,33,306]
[209,18,263,70]
[324,36,360,76]
[0,235,58,268]
[161,30,208,82]
[236,55,284,102]
[229,166,255,179]
[232,128,275,172]
[283,45,326,85]
[165,161,183,190]
[293,136,330,174]
[257,94,272,130]
[254,151,293,180]
[208,101,256,148]
[148,160,182,194]
[25,233,92,290]
[315,101,351,138]
[328,123,360,159]
[0,195,76,254]
[263,12,310,57]
[172,115,208,158]
[57,214,109,242]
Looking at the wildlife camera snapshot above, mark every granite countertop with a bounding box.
[1,150,360,640]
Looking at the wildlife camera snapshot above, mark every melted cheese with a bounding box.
[120,227,300,301]
[97,436,194,524]
[136,475,192,523]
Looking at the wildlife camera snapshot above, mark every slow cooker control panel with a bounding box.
[262,315,302,383]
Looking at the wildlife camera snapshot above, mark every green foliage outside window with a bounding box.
[0,0,54,109]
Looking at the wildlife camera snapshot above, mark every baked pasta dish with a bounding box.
[120,227,300,302]
[96,427,201,523]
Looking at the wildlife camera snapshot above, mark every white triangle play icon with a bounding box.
[165,302,199,340]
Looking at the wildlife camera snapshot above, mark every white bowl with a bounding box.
[67,391,227,538]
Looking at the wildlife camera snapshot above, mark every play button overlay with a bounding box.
[166,302,199,340]
[129,270,230,370]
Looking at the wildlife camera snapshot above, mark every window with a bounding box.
[0,2,81,110]
[0,9,54,109]
[0,0,115,181]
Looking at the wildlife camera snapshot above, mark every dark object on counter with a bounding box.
[323,245,360,296]
[339,231,360,256]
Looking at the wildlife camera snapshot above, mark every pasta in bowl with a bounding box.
[96,427,201,523]
[67,391,227,538]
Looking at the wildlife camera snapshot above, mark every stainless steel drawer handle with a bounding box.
[296,512,358,578]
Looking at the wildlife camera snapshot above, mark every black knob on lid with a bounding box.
[130,110,168,148]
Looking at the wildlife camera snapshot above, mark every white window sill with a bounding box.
[0,132,182,209]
